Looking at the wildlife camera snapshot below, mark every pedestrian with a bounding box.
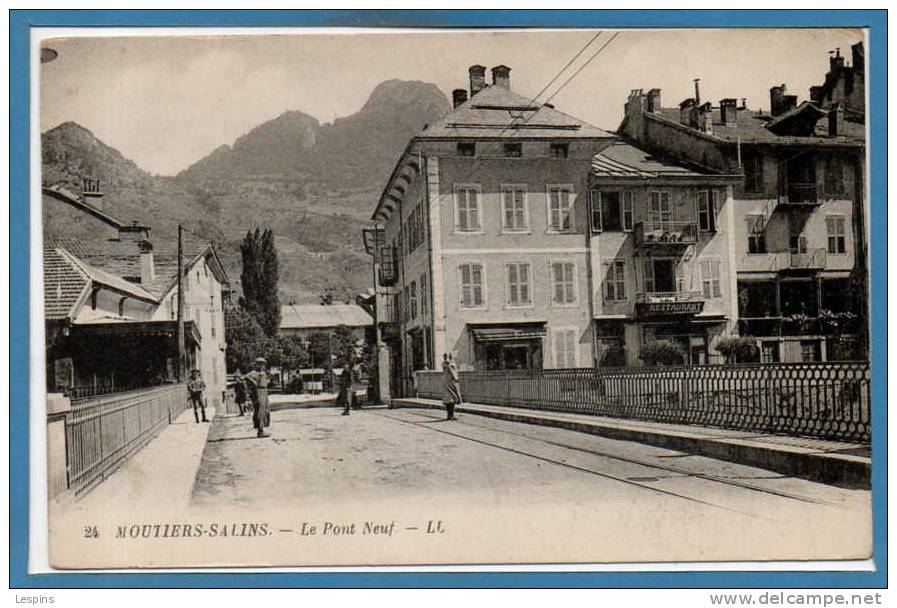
[442,353,461,421]
[245,357,271,438]
[233,369,247,416]
[338,359,353,416]
[187,369,209,424]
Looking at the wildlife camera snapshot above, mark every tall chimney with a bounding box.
[679,98,696,126]
[770,84,786,116]
[469,65,486,97]
[720,98,738,124]
[693,78,701,104]
[830,47,844,72]
[828,103,844,137]
[646,88,662,113]
[491,65,511,89]
[697,102,713,134]
[851,42,864,74]
[452,88,468,108]
[138,239,155,285]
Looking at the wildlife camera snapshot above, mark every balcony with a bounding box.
[777,183,820,207]
[377,245,397,286]
[635,291,705,318]
[775,248,827,272]
[634,221,699,249]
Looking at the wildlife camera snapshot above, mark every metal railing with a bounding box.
[776,248,827,271]
[634,220,699,246]
[64,383,188,494]
[635,291,704,303]
[64,383,157,402]
[414,362,870,443]
[783,183,819,205]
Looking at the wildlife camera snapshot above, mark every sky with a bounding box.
[40,28,864,176]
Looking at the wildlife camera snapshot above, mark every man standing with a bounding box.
[246,357,271,438]
[338,359,353,416]
[233,370,247,416]
[187,369,209,424]
[442,353,461,421]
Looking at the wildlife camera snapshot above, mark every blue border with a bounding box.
[10,9,887,589]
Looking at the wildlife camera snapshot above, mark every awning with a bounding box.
[72,319,202,346]
[469,321,547,343]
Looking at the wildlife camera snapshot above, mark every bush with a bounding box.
[639,340,686,366]
[715,336,759,364]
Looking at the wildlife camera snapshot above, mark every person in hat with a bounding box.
[337,359,354,416]
[245,357,271,438]
[187,369,209,424]
[232,369,247,416]
[442,353,461,421]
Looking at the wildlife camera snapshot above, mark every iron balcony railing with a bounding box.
[635,290,705,317]
[635,290,704,303]
[377,245,397,286]
[779,183,820,206]
[775,248,827,271]
[413,361,870,443]
[634,220,699,247]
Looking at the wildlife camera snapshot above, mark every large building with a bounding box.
[619,43,866,363]
[367,65,741,398]
[43,184,230,406]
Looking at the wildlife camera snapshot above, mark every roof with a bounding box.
[653,106,864,146]
[591,141,732,179]
[280,304,373,330]
[42,185,126,230]
[420,84,614,140]
[59,247,158,302]
[43,245,90,320]
[142,234,222,297]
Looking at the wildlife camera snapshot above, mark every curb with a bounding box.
[392,399,870,489]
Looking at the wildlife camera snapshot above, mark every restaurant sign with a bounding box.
[636,300,705,317]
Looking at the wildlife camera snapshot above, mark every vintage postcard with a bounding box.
[35,26,872,569]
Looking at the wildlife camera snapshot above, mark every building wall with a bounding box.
[42,192,120,242]
[152,255,227,407]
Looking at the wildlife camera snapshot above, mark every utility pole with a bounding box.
[176,224,186,381]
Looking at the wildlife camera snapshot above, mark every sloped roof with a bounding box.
[653,106,864,146]
[280,304,373,330]
[42,185,126,229]
[420,85,614,140]
[43,246,90,320]
[591,141,725,178]
[59,248,158,302]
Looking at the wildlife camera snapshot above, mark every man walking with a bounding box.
[187,369,209,424]
[442,353,461,421]
[246,357,271,438]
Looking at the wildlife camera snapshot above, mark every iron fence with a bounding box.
[414,362,870,443]
[64,383,188,494]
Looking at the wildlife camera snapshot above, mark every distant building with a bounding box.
[279,303,373,343]
[619,43,866,363]
[43,183,229,405]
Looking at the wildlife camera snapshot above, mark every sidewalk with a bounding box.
[392,398,871,488]
[58,405,216,512]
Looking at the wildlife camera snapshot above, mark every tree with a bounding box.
[240,228,281,336]
[225,305,266,373]
[715,336,760,364]
[638,340,686,366]
[333,325,360,367]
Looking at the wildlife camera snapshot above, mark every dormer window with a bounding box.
[457,142,476,157]
[550,143,569,158]
[503,143,522,158]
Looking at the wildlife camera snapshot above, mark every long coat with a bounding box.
[442,361,461,406]
[246,370,271,429]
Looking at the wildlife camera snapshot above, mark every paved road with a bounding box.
[190,403,870,561]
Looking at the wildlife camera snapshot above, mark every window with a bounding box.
[696,190,717,232]
[603,260,626,302]
[550,143,569,158]
[553,328,578,368]
[760,342,780,363]
[547,186,574,232]
[501,186,528,232]
[826,215,846,254]
[503,143,522,158]
[410,281,418,320]
[457,142,476,157]
[551,261,577,305]
[700,259,722,298]
[459,263,484,308]
[506,262,532,306]
[648,191,672,225]
[454,186,481,232]
[745,215,767,253]
[744,154,764,194]
[420,273,428,317]
[800,340,821,362]
[590,191,633,232]
[824,154,845,197]
[790,234,808,254]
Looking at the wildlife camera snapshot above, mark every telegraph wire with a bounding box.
[543,32,621,106]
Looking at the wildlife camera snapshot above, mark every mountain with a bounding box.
[42,80,450,304]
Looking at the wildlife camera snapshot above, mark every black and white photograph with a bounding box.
[36,27,871,568]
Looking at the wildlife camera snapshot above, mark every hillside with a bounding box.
[41,80,449,303]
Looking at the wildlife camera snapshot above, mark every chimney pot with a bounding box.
[828,103,844,137]
[693,78,701,104]
[647,88,662,113]
[720,98,738,124]
[468,65,486,97]
[491,65,511,89]
[138,240,155,285]
[452,88,468,108]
